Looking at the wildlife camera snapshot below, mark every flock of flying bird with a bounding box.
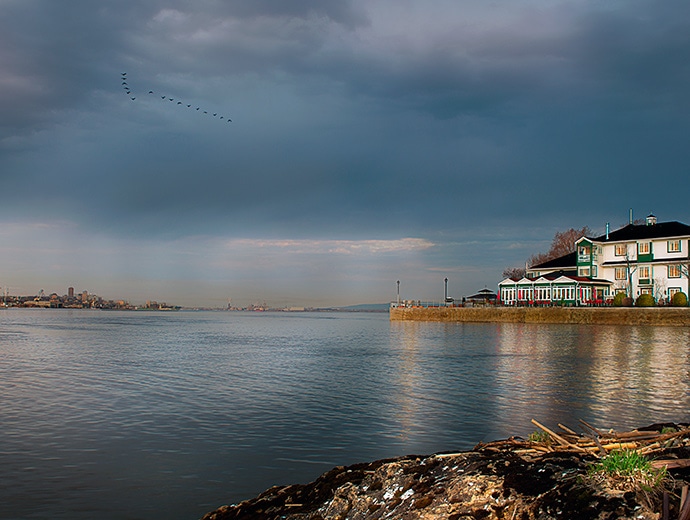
[121,72,232,123]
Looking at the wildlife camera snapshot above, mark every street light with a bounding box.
[396,280,400,306]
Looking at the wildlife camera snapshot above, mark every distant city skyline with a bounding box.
[2,1,689,307]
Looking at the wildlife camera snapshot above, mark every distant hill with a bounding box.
[337,303,390,312]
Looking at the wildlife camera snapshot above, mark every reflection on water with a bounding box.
[390,321,690,444]
[1,310,689,520]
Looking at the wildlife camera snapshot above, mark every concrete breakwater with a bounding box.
[389,306,690,326]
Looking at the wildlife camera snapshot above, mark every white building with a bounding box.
[499,214,690,305]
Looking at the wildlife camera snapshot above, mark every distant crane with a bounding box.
[34,289,44,302]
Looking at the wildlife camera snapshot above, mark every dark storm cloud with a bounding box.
[2,0,690,305]
[2,0,690,243]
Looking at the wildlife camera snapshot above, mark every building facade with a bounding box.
[499,214,690,305]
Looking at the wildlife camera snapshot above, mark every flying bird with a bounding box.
[119,74,233,125]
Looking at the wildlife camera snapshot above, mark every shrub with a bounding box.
[636,293,656,307]
[612,292,626,307]
[671,291,688,307]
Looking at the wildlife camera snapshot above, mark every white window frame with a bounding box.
[615,244,627,256]
[638,265,651,279]
[668,264,681,278]
[638,242,650,255]
[615,267,627,280]
[668,240,682,253]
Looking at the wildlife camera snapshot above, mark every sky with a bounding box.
[1,0,690,308]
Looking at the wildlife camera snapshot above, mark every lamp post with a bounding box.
[396,280,400,306]
[444,277,448,303]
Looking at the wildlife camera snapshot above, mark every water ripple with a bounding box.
[0,311,688,519]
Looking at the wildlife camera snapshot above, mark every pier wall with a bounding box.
[389,306,690,326]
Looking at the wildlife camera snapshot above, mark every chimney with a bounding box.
[605,222,610,240]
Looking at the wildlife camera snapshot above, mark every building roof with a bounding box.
[592,221,690,242]
[500,274,612,285]
[529,251,576,270]
[466,289,497,300]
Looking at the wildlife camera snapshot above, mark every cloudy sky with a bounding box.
[1,0,689,307]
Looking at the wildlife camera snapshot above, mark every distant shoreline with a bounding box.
[389,306,690,326]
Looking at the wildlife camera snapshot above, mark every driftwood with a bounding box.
[520,419,690,461]
[504,420,690,520]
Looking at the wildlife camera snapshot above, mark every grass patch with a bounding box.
[527,430,551,444]
[587,450,667,493]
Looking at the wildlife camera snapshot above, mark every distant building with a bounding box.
[499,214,690,305]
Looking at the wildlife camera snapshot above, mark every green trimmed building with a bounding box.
[499,214,690,305]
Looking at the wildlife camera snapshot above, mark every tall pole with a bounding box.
[444,277,448,302]
[396,280,400,306]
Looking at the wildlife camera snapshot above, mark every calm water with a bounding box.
[1,309,689,520]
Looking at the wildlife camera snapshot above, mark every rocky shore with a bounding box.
[201,422,690,520]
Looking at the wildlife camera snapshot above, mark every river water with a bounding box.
[1,309,688,519]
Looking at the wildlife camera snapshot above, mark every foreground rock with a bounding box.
[202,424,690,520]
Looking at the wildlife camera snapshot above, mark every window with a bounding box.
[615,267,627,280]
[668,240,682,253]
[592,266,598,277]
[638,242,650,255]
[615,244,627,256]
[579,267,590,277]
[669,287,681,297]
[579,245,591,255]
[639,265,650,279]
[668,264,682,278]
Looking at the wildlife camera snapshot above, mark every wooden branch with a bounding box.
[531,419,588,452]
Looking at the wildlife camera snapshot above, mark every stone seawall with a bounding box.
[389,306,690,326]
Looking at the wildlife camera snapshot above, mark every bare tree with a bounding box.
[503,226,593,277]
[543,227,593,261]
[621,245,637,298]
[502,266,526,279]
[654,277,667,304]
